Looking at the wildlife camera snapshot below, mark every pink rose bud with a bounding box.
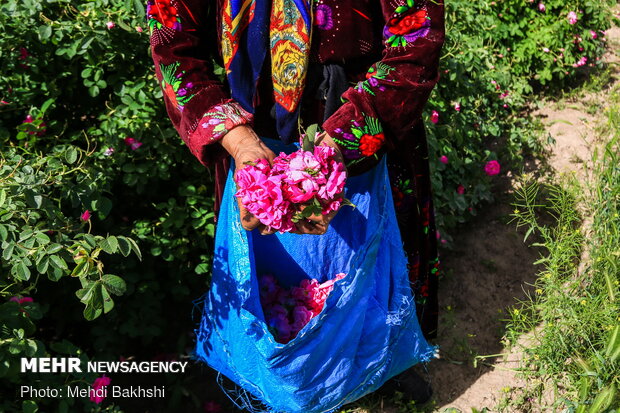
[136,26,143,33]
[454,102,461,112]
[81,210,91,221]
[430,110,439,124]
[457,185,465,194]
[106,21,115,29]
[538,3,545,12]
[439,155,449,164]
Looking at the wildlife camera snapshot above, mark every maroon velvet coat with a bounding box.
[147,0,445,339]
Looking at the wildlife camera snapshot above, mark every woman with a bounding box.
[147,0,444,403]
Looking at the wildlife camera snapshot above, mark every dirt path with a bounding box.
[425,19,620,413]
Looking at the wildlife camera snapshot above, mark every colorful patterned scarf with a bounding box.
[221,0,313,141]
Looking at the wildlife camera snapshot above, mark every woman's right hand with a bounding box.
[220,125,277,234]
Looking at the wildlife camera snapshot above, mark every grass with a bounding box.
[503,86,620,411]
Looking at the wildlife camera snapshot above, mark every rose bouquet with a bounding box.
[259,273,347,343]
[234,125,348,232]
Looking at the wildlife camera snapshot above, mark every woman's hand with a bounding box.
[221,127,347,236]
[220,125,277,234]
[291,132,347,235]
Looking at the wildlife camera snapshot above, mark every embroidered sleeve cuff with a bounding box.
[198,101,254,143]
[186,100,254,166]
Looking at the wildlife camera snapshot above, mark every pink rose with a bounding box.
[106,21,115,29]
[457,185,465,194]
[317,164,345,201]
[567,11,578,25]
[10,296,33,305]
[439,155,449,164]
[430,110,439,124]
[90,375,111,404]
[321,198,342,214]
[484,160,501,176]
[291,306,313,331]
[124,137,142,150]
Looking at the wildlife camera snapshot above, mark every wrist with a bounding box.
[220,125,260,158]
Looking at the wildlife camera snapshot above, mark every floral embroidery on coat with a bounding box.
[384,0,430,47]
[355,62,395,96]
[314,4,334,30]
[147,0,183,46]
[147,0,182,32]
[331,114,385,163]
[159,62,195,111]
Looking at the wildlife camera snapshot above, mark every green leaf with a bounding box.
[88,86,99,97]
[3,242,15,260]
[12,262,31,281]
[0,224,7,241]
[83,303,101,321]
[70,261,88,278]
[35,232,50,245]
[24,190,42,209]
[194,263,210,274]
[126,237,142,261]
[101,287,114,314]
[116,236,132,257]
[40,98,54,114]
[406,0,414,7]
[100,236,118,254]
[101,274,126,296]
[49,255,68,271]
[76,234,97,248]
[91,282,104,309]
[0,189,6,207]
[38,25,52,41]
[304,123,319,151]
[46,244,63,254]
[36,256,49,274]
[91,197,113,218]
[395,6,408,13]
[75,287,92,302]
[133,0,146,16]
[47,267,63,282]
[65,147,78,164]
[22,400,38,413]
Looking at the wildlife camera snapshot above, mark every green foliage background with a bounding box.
[0,0,615,411]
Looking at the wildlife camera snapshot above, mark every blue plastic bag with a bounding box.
[194,140,438,413]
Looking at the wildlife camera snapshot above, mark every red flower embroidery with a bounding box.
[387,9,427,36]
[149,0,179,29]
[419,283,429,297]
[359,132,385,156]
